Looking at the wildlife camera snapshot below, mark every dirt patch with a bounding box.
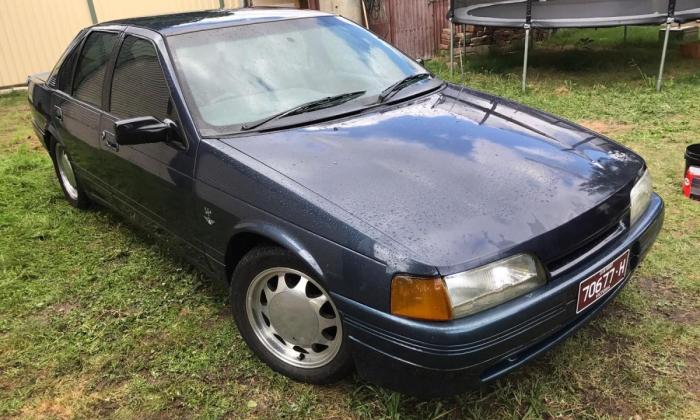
[49,301,80,315]
[19,380,87,419]
[555,84,571,95]
[0,133,43,154]
[27,134,43,151]
[599,299,642,322]
[30,301,81,326]
[587,301,639,352]
[681,353,700,400]
[635,277,699,325]
[578,119,632,138]
[580,385,640,418]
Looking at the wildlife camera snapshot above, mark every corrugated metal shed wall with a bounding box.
[0,0,92,88]
[0,0,244,88]
[93,0,241,22]
[253,1,301,7]
[1,0,450,87]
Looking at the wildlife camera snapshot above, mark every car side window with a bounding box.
[72,31,118,107]
[56,45,81,92]
[48,30,84,91]
[110,36,174,123]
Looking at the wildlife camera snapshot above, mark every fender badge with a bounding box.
[203,207,215,226]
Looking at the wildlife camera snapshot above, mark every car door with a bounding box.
[52,29,120,201]
[96,32,198,250]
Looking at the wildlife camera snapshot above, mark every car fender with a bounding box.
[230,219,324,280]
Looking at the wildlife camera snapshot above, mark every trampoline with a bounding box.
[448,0,700,90]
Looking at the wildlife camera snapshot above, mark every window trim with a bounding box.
[107,33,162,117]
[106,32,189,151]
[49,29,86,91]
[70,28,122,109]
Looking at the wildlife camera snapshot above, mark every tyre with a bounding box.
[50,139,90,209]
[230,246,352,384]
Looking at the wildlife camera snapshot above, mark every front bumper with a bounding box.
[335,193,664,397]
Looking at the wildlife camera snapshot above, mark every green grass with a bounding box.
[1,27,699,418]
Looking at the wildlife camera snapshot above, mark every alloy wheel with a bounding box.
[55,143,79,200]
[245,267,342,369]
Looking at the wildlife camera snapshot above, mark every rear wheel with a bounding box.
[51,140,90,209]
[231,246,352,384]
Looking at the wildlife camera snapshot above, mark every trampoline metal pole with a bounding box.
[657,20,671,91]
[463,24,468,74]
[657,0,677,91]
[460,27,465,79]
[522,26,530,92]
[522,0,533,92]
[450,19,455,77]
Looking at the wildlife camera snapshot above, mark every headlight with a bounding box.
[630,170,653,226]
[391,254,545,321]
[443,254,545,318]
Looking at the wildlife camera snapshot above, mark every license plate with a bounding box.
[576,250,630,313]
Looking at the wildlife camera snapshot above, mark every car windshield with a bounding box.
[167,16,427,136]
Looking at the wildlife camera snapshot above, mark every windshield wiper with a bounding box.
[377,73,431,103]
[241,91,366,131]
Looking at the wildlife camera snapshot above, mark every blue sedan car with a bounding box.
[27,8,663,396]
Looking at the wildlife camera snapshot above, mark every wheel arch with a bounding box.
[224,221,324,284]
[45,123,62,148]
[44,128,57,153]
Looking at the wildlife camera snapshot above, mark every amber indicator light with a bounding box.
[391,275,452,321]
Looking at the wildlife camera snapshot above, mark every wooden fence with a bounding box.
[367,0,451,59]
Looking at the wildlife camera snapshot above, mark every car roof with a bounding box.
[97,7,331,36]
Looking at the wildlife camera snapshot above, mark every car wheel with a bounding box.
[231,246,353,384]
[51,139,90,209]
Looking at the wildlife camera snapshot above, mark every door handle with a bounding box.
[102,130,119,152]
[53,105,63,122]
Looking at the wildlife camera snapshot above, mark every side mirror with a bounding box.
[416,58,425,65]
[114,116,174,146]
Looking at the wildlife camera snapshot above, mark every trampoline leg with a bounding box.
[522,28,531,92]
[460,28,465,80]
[462,25,468,74]
[450,21,455,77]
[657,22,672,91]
[623,26,628,43]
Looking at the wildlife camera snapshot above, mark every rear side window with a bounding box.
[72,31,118,106]
[110,36,172,122]
[56,46,80,92]
[48,30,84,91]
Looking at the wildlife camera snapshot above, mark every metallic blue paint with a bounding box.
[338,194,662,396]
[27,8,663,396]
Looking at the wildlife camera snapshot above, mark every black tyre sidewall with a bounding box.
[230,246,353,384]
[50,138,89,209]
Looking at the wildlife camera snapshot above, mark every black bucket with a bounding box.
[686,144,700,174]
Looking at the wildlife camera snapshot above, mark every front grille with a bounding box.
[546,221,625,277]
